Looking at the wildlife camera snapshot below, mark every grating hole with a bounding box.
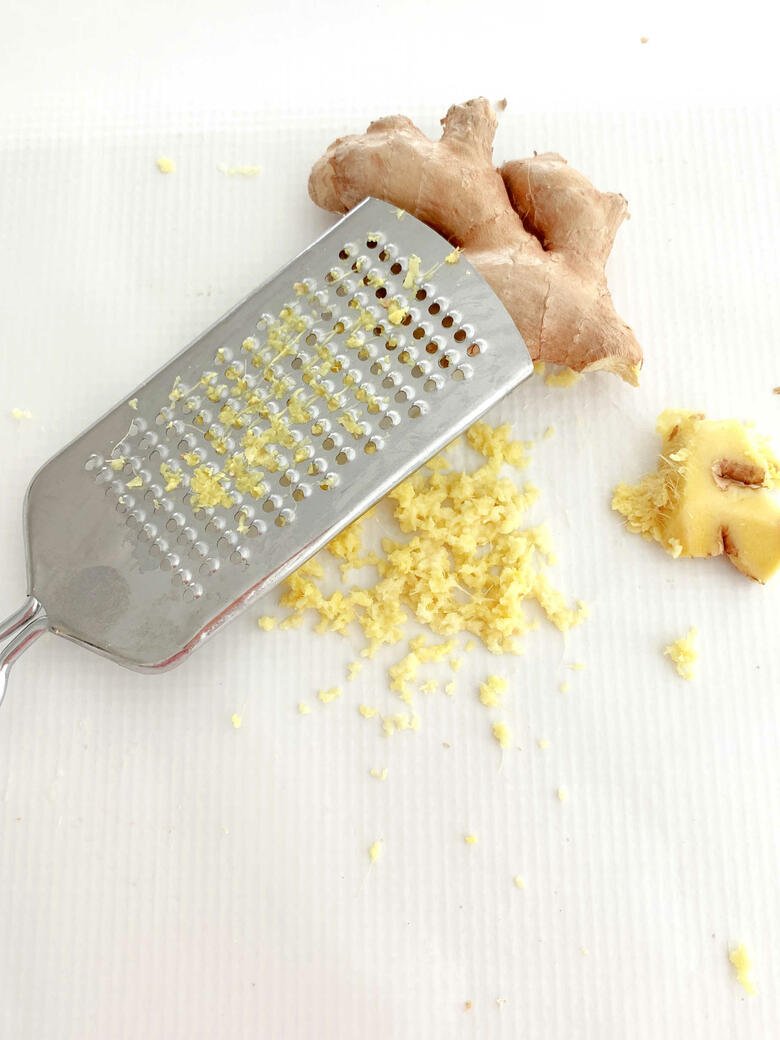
[454,329,467,342]
[338,248,349,260]
[336,285,348,297]
[452,368,465,381]
[306,333,317,346]
[321,310,332,321]
[366,238,377,249]
[413,327,426,341]
[425,342,439,354]
[415,289,427,301]
[373,326,384,337]
[467,343,481,357]
[390,262,402,275]
[401,314,412,327]
[385,339,396,351]
[263,500,275,513]
[428,302,441,315]
[394,388,409,403]
[424,378,438,392]
[409,405,422,419]
[375,287,387,299]
[378,249,388,261]
[442,315,454,328]
[439,356,450,369]
[398,350,412,364]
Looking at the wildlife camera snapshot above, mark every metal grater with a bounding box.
[0,198,532,703]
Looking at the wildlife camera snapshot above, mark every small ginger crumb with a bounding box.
[445,248,462,264]
[543,425,555,440]
[479,675,508,708]
[533,360,546,377]
[369,767,388,781]
[450,657,464,673]
[156,156,175,174]
[773,386,780,395]
[347,661,363,681]
[664,628,698,681]
[464,833,478,846]
[257,616,278,632]
[108,457,126,471]
[126,475,143,488]
[464,640,477,652]
[128,398,138,410]
[297,702,311,715]
[463,1001,473,1012]
[544,366,582,388]
[368,839,383,864]
[317,686,343,704]
[492,721,511,749]
[230,713,242,729]
[359,704,377,719]
[10,408,33,420]
[403,254,422,289]
[537,738,551,750]
[395,208,405,220]
[567,661,586,671]
[729,943,757,996]
[640,35,649,43]
[556,785,569,802]
[580,945,590,957]
[444,681,456,696]
[559,680,571,694]
[420,679,439,694]
[513,875,526,889]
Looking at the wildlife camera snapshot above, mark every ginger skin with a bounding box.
[309,98,642,383]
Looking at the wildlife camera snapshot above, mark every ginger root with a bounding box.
[309,98,642,383]
[613,410,780,582]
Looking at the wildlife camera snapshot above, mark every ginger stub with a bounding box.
[613,410,780,582]
[309,98,642,383]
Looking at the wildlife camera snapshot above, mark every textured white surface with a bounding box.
[1,3,780,1037]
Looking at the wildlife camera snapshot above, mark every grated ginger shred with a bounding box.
[665,628,698,680]
[271,422,586,658]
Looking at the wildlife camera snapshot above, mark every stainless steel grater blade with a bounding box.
[0,198,532,703]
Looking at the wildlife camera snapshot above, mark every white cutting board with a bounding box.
[1,2,779,1037]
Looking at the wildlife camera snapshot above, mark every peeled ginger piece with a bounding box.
[613,410,780,582]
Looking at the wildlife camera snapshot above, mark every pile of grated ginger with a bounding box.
[258,420,587,731]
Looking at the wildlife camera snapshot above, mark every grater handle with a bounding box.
[0,597,48,707]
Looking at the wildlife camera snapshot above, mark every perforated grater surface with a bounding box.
[0,198,532,703]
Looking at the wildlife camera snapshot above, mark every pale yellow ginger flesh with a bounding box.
[309,97,642,382]
[479,675,508,708]
[613,410,780,582]
[491,721,511,749]
[665,628,698,681]
[273,421,587,657]
[368,839,383,864]
[729,944,757,996]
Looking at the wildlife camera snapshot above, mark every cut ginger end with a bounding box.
[612,410,780,582]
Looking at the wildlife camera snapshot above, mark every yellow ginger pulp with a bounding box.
[276,422,587,656]
[665,628,698,681]
[613,410,780,582]
[729,944,757,996]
